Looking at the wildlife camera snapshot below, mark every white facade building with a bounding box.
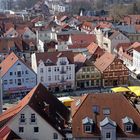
[8,105,64,140]
[1,52,37,96]
[94,28,130,53]
[31,51,75,92]
[0,83,70,139]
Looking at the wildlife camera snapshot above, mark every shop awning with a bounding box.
[128,86,140,96]
[58,97,74,107]
[111,87,130,92]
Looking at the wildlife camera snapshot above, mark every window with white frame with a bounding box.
[84,125,92,133]
[105,132,111,139]
[125,124,132,132]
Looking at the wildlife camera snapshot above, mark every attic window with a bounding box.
[93,105,99,114]
[84,125,92,133]
[82,117,93,133]
[122,116,134,132]
[103,108,110,116]
[17,63,21,65]
[46,59,52,64]
[125,125,132,132]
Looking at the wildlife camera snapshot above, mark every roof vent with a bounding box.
[57,53,62,57]
[76,99,81,106]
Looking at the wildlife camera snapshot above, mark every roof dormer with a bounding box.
[82,117,94,133]
[122,116,134,132]
[100,117,117,128]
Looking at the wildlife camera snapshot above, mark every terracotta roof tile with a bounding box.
[87,42,98,55]
[0,83,70,136]
[0,52,19,77]
[116,43,131,51]
[0,52,35,77]
[35,51,74,66]
[70,34,96,45]
[72,93,140,138]
[74,53,86,63]
[94,52,115,73]
[0,126,21,140]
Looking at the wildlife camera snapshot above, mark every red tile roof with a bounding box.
[116,43,131,51]
[70,34,96,45]
[74,53,86,63]
[87,42,99,55]
[0,126,21,140]
[94,52,115,73]
[0,83,70,136]
[35,51,74,66]
[72,93,140,138]
[0,52,35,77]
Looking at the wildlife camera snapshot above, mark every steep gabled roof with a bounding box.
[0,52,35,77]
[94,52,115,73]
[87,42,99,55]
[0,52,19,77]
[0,83,70,136]
[72,93,140,138]
[35,51,74,66]
[0,126,21,140]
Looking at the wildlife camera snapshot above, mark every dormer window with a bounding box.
[84,125,92,133]
[106,132,111,139]
[122,116,134,132]
[82,117,93,133]
[125,124,132,132]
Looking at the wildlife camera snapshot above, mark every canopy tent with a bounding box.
[132,89,140,96]
[128,86,140,92]
[111,87,130,93]
[58,97,74,107]
[128,86,140,97]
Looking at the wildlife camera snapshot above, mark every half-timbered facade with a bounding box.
[95,52,129,87]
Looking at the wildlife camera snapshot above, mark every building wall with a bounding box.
[112,33,130,53]
[8,105,64,140]
[102,37,111,53]
[31,53,38,73]
[37,30,52,42]
[76,66,101,88]
[37,57,75,91]
[102,59,129,87]
[133,49,140,70]
[2,60,36,94]
[22,29,36,40]
[100,124,116,140]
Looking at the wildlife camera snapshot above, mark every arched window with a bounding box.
[53,133,58,139]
